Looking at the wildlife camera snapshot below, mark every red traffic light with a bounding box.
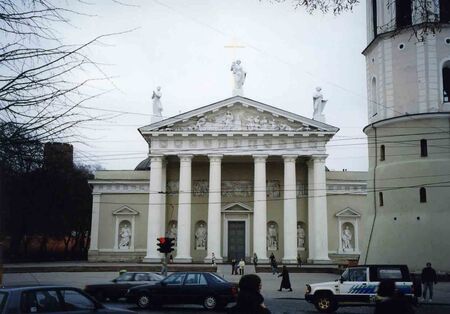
[158,237,166,244]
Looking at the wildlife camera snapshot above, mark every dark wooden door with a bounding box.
[228,221,245,261]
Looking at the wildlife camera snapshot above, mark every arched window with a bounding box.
[420,139,428,157]
[441,0,450,22]
[371,77,378,117]
[442,61,450,103]
[380,145,385,161]
[396,0,412,28]
[379,192,384,206]
[420,187,427,203]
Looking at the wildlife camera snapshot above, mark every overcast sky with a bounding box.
[63,0,368,171]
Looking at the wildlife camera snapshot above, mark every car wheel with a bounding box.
[203,295,218,310]
[314,293,337,313]
[95,291,105,302]
[137,293,151,309]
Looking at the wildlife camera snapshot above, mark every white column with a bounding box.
[205,154,223,263]
[307,160,315,261]
[308,156,331,263]
[143,155,164,262]
[282,155,298,264]
[175,154,193,263]
[253,155,268,263]
[160,160,167,237]
[89,193,101,251]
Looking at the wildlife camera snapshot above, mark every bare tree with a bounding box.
[0,0,115,170]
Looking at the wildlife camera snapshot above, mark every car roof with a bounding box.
[351,265,408,268]
[0,285,81,291]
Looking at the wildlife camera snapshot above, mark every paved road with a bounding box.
[107,298,450,313]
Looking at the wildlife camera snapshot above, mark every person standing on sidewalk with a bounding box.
[421,262,437,302]
[238,258,246,275]
[231,258,237,275]
[253,253,258,267]
[278,266,293,292]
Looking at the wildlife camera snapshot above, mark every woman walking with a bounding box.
[278,266,293,292]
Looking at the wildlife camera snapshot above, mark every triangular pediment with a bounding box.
[336,207,361,218]
[222,202,252,212]
[139,96,338,134]
[112,205,140,216]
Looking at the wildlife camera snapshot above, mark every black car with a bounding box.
[0,285,135,313]
[84,272,164,302]
[127,272,238,310]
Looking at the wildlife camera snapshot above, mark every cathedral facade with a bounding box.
[88,96,367,264]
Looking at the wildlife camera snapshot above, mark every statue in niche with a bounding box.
[167,221,177,247]
[230,60,246,94]
[267,223,278,251]
[297,224,305,249]
[342,225,353,250]
[195,223,207,250]
[151,86,163,123]
[118,223,131,249]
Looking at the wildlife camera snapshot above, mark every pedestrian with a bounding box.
[239,258,246,275]
[231,258,237,275]
[278,266,293,292]
[421,262,437,302]
[253,253,258,267]
[374,279,414,314]
[228,274,271,314]
[269,253,277,275]
[212,252,216,266]
[297,254,302,268]
[169,254,173,263]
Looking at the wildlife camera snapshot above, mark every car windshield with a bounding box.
[209,273,227,283]
[153,273,164,281]
[0,292,7,312]
[115,273,134,281]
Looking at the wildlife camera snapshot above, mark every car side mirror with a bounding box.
[339,277,344,283]
[112,279,117,283]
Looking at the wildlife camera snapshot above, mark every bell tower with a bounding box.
[361,0,450,271]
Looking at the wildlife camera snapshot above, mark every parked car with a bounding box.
[127,272,238,310]
[305,264,420,313]
[0,286,135,313]
[84,271,164,302]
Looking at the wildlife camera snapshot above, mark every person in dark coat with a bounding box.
[228,274,271,314]
[374,279,414,314]
[421,262,437,302]
[231,258,237,275]
[277,266,293,291]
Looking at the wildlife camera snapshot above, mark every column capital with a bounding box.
[311,154,328,163]
[149,154,164,161]
[208,154,223,161]
[253,154,268,162]
[282,154,298,162]
[178,154,194,162]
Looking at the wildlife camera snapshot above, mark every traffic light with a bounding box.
[157,237,175,254]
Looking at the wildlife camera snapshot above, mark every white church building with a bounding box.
[88,90,368,264]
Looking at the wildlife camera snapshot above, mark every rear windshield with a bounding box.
[209,273,227,283]
[0,292,7,312]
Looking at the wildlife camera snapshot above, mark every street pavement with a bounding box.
[4,268,450,313]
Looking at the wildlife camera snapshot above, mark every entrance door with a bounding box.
[228,221,245,261]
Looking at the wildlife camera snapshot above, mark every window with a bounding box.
[379,192,384,206]
[380,145,385,161]
[209,273,227,283]
[184,273,208,285]
[348,268,368,282]
[163,273,186,285]
[420,139,428,157]
[115,272,134,282]
[396,0,412,28]
[378,268,403,280]
[134,273,150,281]
[420,187,427,203]
[21,290,63,313]
[60,289,96,311]
[440,0,450,23]
[372,0,378,37]
[443,61,450,102]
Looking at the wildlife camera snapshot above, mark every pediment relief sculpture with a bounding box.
[158,105,315,132]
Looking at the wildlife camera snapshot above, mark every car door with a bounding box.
[182,273,210,304]
[157,273,186,305]
[20,289,65,313]
[338,267,374,303]
[58,288,98,313]
[110,272,135,299]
